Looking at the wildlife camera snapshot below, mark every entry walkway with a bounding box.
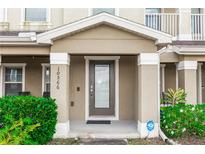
[68,120,140,139]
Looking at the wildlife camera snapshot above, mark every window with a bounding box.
[25,8,47,22]
[0,8,6,22]
[42,65,50,92]
[4,67,23,96]
[145,8,161,30]
[92,8,116,15]
[191,8,201,14]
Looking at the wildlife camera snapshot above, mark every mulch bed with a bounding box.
[127,138,166,145]
[48,138,166,145]
[173,136,205,145]
[47,138,80,145]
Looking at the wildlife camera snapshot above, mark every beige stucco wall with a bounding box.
[2,8,149,31]
[119,8,145,24]
[201,64,205,102]
[63,8,88,24]
[51,64,70,123]
[7,8,21,30]
[182,55,205,62]
[68,55,136,120]
[51,25,157,54]
[163,8,177,13]
[119,56,135,120]
[2,56,49,96]
[178,69,197,104]
[160,52,179,63]
[138,65,158,122]
[0,46,50,55]
[165,63,176,91]
[69,56,85,120]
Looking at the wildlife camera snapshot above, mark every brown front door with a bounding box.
[89,60,115,116]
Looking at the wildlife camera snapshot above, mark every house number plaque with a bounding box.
[56,66,60,89]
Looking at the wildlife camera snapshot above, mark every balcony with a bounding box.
[191,14,205,40]
[145,13,205,41]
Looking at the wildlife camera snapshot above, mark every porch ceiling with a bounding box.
[37,13,172,45]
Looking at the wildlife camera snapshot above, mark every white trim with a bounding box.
[88,116,117,121]
[115,8,120,16]
[84,56,120,121]
[88,8,119,16]
[157,53,160,137]
[0,65,2,97]
[4,8,7,22]
[177,61,198,70]
[138,53,159,65]
[160,64,166,92]
[0,8,7,22]
[53,121,70,138]
[41,63,50,95]
[197,63,203,104]
[175,63,179,90]
[1,63,26,96]
[84,56,120,60]
[50,53,70,65]
[178,8,192,40]
[37,13,172,44]
[2,63,26,67]
[137,120,159,138]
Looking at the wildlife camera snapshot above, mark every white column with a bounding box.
[177,61,198,104]
[137,53,160,138]
[50,53,70,138]
[200,8,205,39]
[175,63,179,90]
[0,55,2,97]
[178,8,192,40]
[197,63,203,104]
[160,64,166,92]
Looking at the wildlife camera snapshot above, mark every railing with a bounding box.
[191,14,205,40]
[145,13,179,36]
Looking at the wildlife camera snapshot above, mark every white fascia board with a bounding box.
[177,61,197,70]
[37,13,172,44]
[138,53,159,65]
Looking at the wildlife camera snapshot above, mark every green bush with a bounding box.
[0,96,57,144]
[161,103,205,138]
[162,88,187,105]
[0,115,40,145]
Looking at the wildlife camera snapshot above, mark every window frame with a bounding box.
[41,63,50,94]
[1,63,26,96]
[0,8,7,22]
[21,8,51,24]
[88,8,119,16]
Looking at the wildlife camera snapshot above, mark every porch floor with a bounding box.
[68,120,140,139]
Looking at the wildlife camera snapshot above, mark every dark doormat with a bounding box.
[80,138,127,145]
[86,120,111,124]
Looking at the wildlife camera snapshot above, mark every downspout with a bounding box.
[157,45,169,137]
[157,45,178,145]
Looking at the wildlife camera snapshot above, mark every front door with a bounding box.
[89,60,115,116]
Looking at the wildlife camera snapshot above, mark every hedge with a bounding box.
[0,96,57,144]
[161,103,205,138]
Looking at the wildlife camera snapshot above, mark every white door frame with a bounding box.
[84,56,120,121]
